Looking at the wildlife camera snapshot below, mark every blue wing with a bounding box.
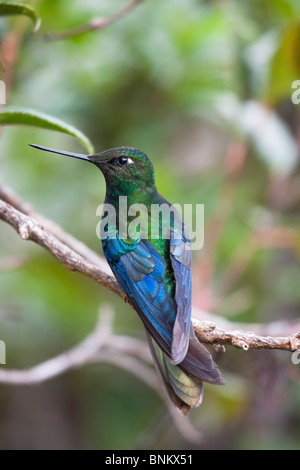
[102,224,192,364]
[103,230,224,412]
[170,226,192,364]
[102,235,177,355]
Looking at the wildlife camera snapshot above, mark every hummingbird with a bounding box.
[30,144,224,415]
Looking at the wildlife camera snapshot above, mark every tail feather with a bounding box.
[146,331,203,415]
[166,360,204,407]
[146,330,225,414]
[180,336,225,386]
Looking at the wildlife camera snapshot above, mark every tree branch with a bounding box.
[0,305,203,443]
[0,197,125,301]
[0,305,152,385]
[0,183,111,272]
[45,0,143,41]
[193,319,300,352]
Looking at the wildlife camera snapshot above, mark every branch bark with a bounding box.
[0,306,152,385]
[0,183,111,272]
[193,319,300,352]
[0,305,203,443]
[0,197,125,301]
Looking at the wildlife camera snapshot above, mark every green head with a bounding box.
[30,145,156,197]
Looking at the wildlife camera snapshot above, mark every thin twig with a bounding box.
[0,306,150,385]
[193,319,300,353]
[45,0,143,41]
[0,305,203,442]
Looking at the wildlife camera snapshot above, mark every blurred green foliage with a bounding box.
[0,0,300,450]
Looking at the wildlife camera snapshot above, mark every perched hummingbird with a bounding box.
[30,144,224,414]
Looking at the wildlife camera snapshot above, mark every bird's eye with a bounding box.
[117,156,128,166]
[116,156,134,166]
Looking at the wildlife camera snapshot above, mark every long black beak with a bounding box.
[29,144,91,162]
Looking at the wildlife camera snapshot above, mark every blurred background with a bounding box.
[0,0,300,450]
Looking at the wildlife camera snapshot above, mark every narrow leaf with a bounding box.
[0,2,41,33]
[0,107,94,154]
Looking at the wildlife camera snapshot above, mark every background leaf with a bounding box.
[0,107,94,154]
[0,2,41,33]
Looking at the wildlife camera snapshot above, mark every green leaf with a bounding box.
[0,2,41,33]
[0,107,94,154]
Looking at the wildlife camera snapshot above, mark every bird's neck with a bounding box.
[104,183,163,240]
[105,182,160,209]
